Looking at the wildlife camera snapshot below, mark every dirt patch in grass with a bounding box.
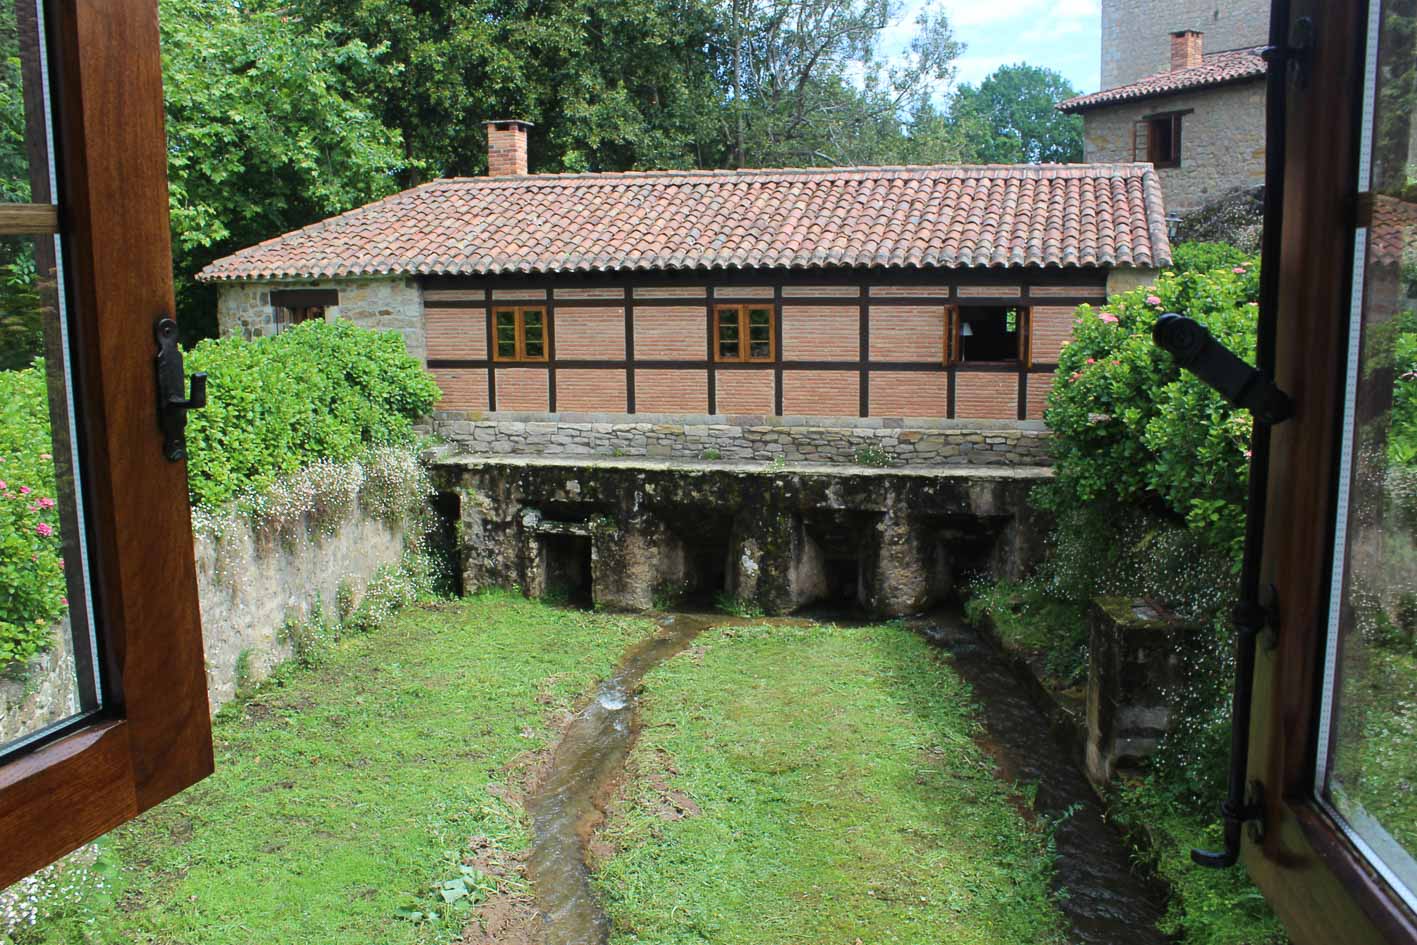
[459,836,543,945]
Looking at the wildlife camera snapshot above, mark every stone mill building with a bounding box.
[1060,0,1271,215]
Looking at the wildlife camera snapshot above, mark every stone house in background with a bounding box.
[1060,0,1271,216]
[198,121,1171,464]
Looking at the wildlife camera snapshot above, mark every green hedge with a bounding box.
[0,321,438,665]
[183,320,439,508]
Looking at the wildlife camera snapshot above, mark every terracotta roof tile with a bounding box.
[1058,47,1267,114]
[197,164,1172,282]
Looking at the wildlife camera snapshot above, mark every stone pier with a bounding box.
[429,453,1052,618]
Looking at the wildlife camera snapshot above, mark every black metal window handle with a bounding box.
[1152,313,1294,425]
[154,317,206,461]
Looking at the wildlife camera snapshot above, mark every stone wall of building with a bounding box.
[1101,0,1271,87]
[1082,81,1267,213]
[0,616,78,748]
[429,412,1053,467]
[216,277,426,363]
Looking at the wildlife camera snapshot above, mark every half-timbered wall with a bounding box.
[424,269,1110,423]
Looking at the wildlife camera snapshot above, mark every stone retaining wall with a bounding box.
[2,505,408,743]
[429,413,1053,467]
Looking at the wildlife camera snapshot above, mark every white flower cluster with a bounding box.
[0,845,104,939]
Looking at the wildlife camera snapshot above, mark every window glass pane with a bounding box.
[1318,0,1417,904]
[0,0,53,204]
[0,235,101,757]
[495,310,517,358]
[747,308,771,328]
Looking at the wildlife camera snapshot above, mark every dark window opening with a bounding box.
[270,288,338,334]
[1134,112,1183,169]
[957,306,1021,362]
[540,534,593,606]
[276,305,325,332]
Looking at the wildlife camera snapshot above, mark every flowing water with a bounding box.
[917,611,1173,945]
[524,609,1171,945]
[523,613,716,945]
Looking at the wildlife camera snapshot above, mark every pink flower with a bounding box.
[58,558,64,570]
[1244,450,1253,459]
[1099,313,1119,324]
[0,480,7,491]
[18,485,29,495]
[35,522,52,537]
[1146,295,1162,306]
[1232,267,1247,274]
[1069,371,1082,383]
[37,497,54,510]
[39,453,50,461]
[1112,359,1121,366]
[60,597,68,608]
[1085,358,1096,365]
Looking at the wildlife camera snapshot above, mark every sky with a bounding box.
[879,0,1102,99]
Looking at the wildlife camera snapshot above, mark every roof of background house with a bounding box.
[1058,47,1268,114]
[197,163,1172,282]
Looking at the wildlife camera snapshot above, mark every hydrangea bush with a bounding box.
[1038,253,1261,558]
[0,364,67,667]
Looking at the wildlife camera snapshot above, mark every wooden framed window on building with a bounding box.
[0,0,212,888]
[1133,110,1187,169]
[492,306,548,361]
[948,305,1029,364]
[714,303,774,362]
[270,289,337,333]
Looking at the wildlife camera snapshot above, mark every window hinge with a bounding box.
[1261,16,1314,89]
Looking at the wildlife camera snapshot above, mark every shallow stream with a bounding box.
[524,610,1172,944]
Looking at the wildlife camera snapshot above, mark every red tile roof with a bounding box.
[197,164,1171,282]
[1058,48,1268,114]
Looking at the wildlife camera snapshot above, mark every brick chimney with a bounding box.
[484,119,532,176]
[1170,30,1203,71]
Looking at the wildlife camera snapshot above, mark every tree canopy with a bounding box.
[949,63,1084,164]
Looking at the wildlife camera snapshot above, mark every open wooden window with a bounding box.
[0,0,212,888]
[1226,2,1417,942]
[948,305,1027,364]
[492,306,548,361]
[1133,112,1184,168]
[714,304,774,362]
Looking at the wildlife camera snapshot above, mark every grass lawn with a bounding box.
[20,592,648,945]
[17,600,1070,944]
[595,620,1067,945]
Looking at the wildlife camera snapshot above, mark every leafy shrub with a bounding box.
[0,363,67,667]
[183,320,439,508]
[1168,241,1251,276]
[1039,251,1260,558]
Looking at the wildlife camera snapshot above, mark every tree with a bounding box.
[289,0,728,178]
[949,63,1083,164]
[160,0,407,338]
[719,0,960,167]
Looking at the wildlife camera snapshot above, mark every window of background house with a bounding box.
[1134,112,1184,168]
[270,289,337,334]
[493,306,547,361]
[954,306,1022,362]
[715,304,774,362]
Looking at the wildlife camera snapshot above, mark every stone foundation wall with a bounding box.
[429,413,1053,467]
[432,455,1052,619]
[216,277,426,363]
[0,616,78,747]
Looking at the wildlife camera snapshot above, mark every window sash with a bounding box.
[715,304,774,362]
[492,306,548,362]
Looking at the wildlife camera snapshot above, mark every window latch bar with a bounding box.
[154,318,206,462]
[1260,15,1314,89]
[1153,314,1295,424]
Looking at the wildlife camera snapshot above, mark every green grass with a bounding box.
[1331,644,1417,855]
[24,592,648,945]
[595,620,1068,945]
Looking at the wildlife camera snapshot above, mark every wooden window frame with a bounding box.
[491,305,549,362]
[1134,111,1187,169]
[713,303,775,363]
[1239,2,1417,943]
[947,304,1030,366]
[0,0,212,889]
